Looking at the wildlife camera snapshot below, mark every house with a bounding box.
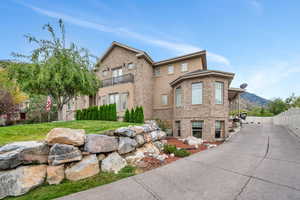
[62,41,244,141]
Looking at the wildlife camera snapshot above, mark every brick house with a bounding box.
[62,42,244,141]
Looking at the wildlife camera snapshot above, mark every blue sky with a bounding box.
[1,0,300,99]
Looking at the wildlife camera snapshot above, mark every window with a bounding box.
[112,68,123,77]
[181,63,188,72]
[192,82,203,104]
[162,95,168,105]
[120,93,128,111]
[168,65,174,74]
[215,121,224,138]
[175,87,182,107]
[154,68,160,76]
[192,121,203,138]
[109,93,119,111]
[101,96,107,105]
[215,82,224,104]
[128,63,135,70]
[102,70,108,77]
[175,121,181,137]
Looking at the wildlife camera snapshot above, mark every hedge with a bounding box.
[123,106,144,123]
[75,104,117,121]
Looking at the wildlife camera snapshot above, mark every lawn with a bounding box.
[4,166,136,200]
[0,120,136,146]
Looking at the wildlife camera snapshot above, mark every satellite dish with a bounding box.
[240,83,248,89]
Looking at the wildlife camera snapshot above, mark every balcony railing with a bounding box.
[100,73,134,88]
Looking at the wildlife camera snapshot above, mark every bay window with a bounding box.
[175,87,182,107]
[192,82,203,104]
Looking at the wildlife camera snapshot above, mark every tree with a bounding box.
[268,98,288,115]
[124,109,130,122]
[10,19,99,120]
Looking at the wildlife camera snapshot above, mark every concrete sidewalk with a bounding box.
[58,124,300,200]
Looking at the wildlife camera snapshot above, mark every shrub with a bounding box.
[163,144,177,154]
[174,149,191,157]
[124,109,130,122]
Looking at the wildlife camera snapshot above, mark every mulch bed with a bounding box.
[137,137,223,172]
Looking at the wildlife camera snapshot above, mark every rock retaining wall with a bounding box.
[0,121,166,199]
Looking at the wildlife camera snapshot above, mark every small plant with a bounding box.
[174,149,191,157]
[163,144,177,154]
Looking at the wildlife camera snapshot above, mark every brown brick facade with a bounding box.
[64,42,241,142]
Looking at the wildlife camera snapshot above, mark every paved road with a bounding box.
[58,124,300,200]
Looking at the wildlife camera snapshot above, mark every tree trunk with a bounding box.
[57,107,64,121]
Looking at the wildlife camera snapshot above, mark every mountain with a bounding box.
[240,92,270,110]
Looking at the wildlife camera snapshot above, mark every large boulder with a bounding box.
[0,141,49,170]
[134,134,145,147]
[129,126,145,134]
[143,132,152,143]
[114,127,136,137]
[65,154,100,181]
[124,149,145,165]
[139,143,160,156]
[149,131,159,141]
[101,152,127,174]
[46,165,65,185]
[48,144,82,166]
[84,134,118,153]
[153,141,164,151]
[46,128,85,146]
[184,136,203,146]
[157,131,167,140]
[118,137,137,154]
[0,165,47,199]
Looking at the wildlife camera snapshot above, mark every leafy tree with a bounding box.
[10,19,99,120]
[268,98,288,115]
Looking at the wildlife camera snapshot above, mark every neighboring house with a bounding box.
[62,41,244,141]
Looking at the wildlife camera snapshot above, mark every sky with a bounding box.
[1,0,300,99]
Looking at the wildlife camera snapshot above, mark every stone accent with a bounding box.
[84,134,118,153]
[0,165,47,199]
[134,134,145,147]
[48,144,82,166]
[46,128,85,146]
[0,141,49,170]
[101,152,127,174]
[114,127,136,137]
[118,137,137,154]
[65,155,100,181]
[46,165,65,185]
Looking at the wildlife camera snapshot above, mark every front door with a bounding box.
[175,121,181,137]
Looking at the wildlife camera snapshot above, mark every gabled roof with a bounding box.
[170,69,235,87]
[97,41,154,65]
[154,50,207,69]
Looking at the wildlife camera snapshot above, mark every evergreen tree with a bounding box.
[140,106,144,123]
[124,109,130,122]
[112,103,117,121]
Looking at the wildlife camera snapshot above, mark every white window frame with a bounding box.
[215,82,224,104]
[168,65,174,74]
[120,93,128,111]
[175,87,182,107]
[181,63,188,72]
[162,95,168,105]
[112,68,123,77]
[128,63,135,70]
[154,68,160,76]
[192,82,203,104]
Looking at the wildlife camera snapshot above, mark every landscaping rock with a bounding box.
[134,134,145,147]
[101,152,127,174]
[97,154,106,161]
[129,126,145,134]
[184,136,203,146]
[150,131,159,141]
[84,134,118,153]
[153,141,164,151]
[0,165,47,199]
[48,144,82,165]
[157,131,167,140]
[65,154,100,181]
[139,143,160,156]
[46,128,85,146]
[46,165,65,185]
[0,141,49,170]
[118,137,137,154]
[101,129,115,136]
[143,132,152,143]
[114,127,136,137]
[124,150,145,165]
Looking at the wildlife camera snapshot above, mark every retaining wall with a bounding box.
[273,108,300,137]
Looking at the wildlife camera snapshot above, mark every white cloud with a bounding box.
[22,4,230,66]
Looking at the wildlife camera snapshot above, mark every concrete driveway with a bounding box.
[58,124,300,200]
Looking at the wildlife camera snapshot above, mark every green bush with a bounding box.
[174,149,191,157]
[124,109,130,122]
[163,144,177,154]
[75,104,117,121]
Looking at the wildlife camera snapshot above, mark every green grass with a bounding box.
[0,120,137,146]
[4,166,136,200]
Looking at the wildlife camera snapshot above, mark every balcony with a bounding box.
[100,73,134,88]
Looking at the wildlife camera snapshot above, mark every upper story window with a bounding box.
[154,68,160,76]
[102,70,108,77]
[128,63,135,70]
[192,82,203,104]
[215,82,224,104]
[162,95,168,105]
[181,63,188,72]
[112,68,123,77]
[168,65,174,74]
[175,87,182,107]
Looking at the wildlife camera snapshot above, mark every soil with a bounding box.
[136,137,223,172]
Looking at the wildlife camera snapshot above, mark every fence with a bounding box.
[273,107,300,137]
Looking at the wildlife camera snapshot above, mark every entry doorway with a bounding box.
[175,121,181,137]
